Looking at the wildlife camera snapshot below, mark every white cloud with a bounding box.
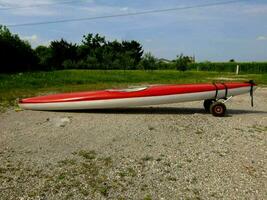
[120,7,129,12]
[0,0,53,8]
[0,0,59,16]
[257,36,267,41]
[0,0,53,7]
[21,34,51,47]
[145,39,152,43]
[13,8,56,16]
[22,34,38,43]
[242,5,267,15]
[75,2,135,16]
[78,4,125,14]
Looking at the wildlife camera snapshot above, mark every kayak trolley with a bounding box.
[204,80,255,117]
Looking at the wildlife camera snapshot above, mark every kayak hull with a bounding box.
[19,84,254,111]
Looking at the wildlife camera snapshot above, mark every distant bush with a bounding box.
[189,62,267,74]
[175,54,195,71]
[156,61,176,70]
[139,52,157,71]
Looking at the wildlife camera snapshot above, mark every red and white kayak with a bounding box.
[19,82,256,111]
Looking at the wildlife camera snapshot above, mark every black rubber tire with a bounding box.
[210,102,226,117]
[203,99,215,112]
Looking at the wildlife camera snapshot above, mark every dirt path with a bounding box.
[0,88,266,200]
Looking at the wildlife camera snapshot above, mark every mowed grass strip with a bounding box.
[0,70,266,107]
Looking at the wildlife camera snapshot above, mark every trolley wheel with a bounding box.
[210,102,226,117]
[203,99,215,112]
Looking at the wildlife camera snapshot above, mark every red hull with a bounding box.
[20,82,252,104]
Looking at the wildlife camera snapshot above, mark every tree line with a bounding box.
[0,25,194,73]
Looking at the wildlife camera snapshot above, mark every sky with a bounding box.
[0,0,267,61]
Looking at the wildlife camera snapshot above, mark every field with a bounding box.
[0,70,266,108]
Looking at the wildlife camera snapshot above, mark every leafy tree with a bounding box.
[122,40,143,65]
[102,41,135,70]
[82,33,106,49]
[79,34,143,70]
[86,55,99,69]
[35,46,52,70]
[49,39,78,69]
[175,54,192,71]
[79,33,106,60]
[1,28,145,71]
[229,59,235,62]
[139,52,157,71]
[102,48,114,70]
[119,52,135,70]
[0,25,38,73]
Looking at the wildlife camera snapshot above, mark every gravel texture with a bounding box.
[0,88,266,200]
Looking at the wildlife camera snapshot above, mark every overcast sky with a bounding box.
[1,0,267,61]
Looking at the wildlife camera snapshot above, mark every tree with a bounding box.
[79,33,106,60]
[175,54,192,71]
[79,34,143,70]
[118,52,135,70]
[103,40,135,70]
[82,33,106,49]
[49,39,78,69]
[79,33,107,68]
[229,59,235,62]
[122,40,143,65]
[35,46,52,70]
[0,28,145,72]
[0,25,38,73]
[139,52,157,71]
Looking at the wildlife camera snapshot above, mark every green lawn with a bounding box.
[0,70,266,107]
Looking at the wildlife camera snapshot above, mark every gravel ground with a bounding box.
[0,88,266,200]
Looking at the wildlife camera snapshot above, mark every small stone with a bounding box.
[52,117,71,127]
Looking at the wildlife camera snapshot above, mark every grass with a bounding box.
[0,70,266,108]
[118,167,137,178]
[144,194,153,200]
[77,150,97,160]
[249,125,267,133]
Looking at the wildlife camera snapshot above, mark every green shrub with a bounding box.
[189,62,267,74]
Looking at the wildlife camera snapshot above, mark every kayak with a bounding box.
[19,82,256,111]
